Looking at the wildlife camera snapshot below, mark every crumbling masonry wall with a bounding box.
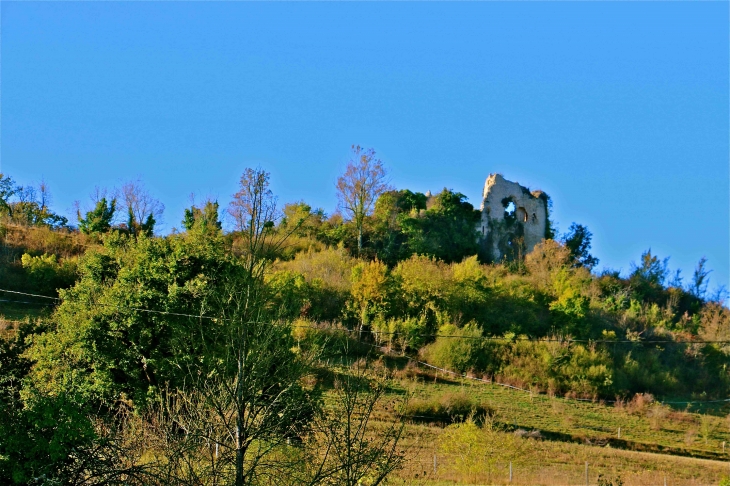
[477,174,549,262]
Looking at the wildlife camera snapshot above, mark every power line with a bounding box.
[2,287,730,345]
[0,288,58,300]
[351,339,730,407]
[1,288,725,408]
[0,298,56,307]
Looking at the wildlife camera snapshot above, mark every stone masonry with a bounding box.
[477,174,549,262]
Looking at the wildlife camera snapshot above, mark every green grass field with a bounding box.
[375,365,730,485]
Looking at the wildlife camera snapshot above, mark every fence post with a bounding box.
[585,461,589,486]
[617,426,621,439]
[509,461,513,483]
[433,454,437,474]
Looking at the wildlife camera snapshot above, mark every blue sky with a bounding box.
[2,2,728,292]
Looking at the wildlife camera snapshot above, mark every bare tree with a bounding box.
[336,146,392,254]
[163,311,317,486]
[120,179,165,236]
[154,168,316,486]
[304,357,407,486]
[228,168,308,276]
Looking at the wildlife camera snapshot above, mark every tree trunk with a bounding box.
[236,416,244,486]
[357,226,363,255]
[236,357,245,486]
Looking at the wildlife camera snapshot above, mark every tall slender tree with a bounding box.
[336,146,392,255]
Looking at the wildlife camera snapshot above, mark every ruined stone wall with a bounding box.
[477,174,548,262]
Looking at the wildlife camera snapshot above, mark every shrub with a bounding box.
[276,246,355,293]
[421,322,495,374]
[371,315,429,352]
[525,239,571,289]
[393,254,450,317]
[403,391,493,424]
[21,252,77,295]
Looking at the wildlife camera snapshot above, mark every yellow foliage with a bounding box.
[525,239,571,288]
[393,255,450,311]
[451,255,486,284]
[351,259,390,307]
[275,246,355,292]
[438,416,525,483]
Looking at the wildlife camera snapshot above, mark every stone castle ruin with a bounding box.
[477,174,550,262]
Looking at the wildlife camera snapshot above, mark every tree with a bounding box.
[562,223,599,270]
[175,167,315,486]
[228,168,281,263]
[0,176,68,228]
[630,249,669,287]
[78,197,117,235]
[163,308,317,486]
[336,146,392,255]
[305,358,406,486]
[369,190,428,265]
[400,189,481,263]
[349,259,392,339]
[629,249,671,303]
[120,179,165,236]
[280,201,325,238]
[0,173,16,217]
[26,198,317,485]
[182,199,222,234]
[689,256,712,301]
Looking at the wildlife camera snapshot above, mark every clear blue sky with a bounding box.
[2,2,728,292]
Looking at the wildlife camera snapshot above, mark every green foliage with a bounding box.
[26,230,236,407]
[119,179,164,237]
[356,188,482,264]
[0,173,16,216]
[372,315,430,351]
[78,197,116,235]
[21,252,77,296]
[267,269,345,322]
[280,201,326,237]
[500,340,614,398]
[0,323,103,485]
[422,322,494,374]
[126,207,155,236]
[563,222,599,269]
[548,267,592,337]
[400,189,482,263]
[348,259,393,333]
[6,173,730,483]
[538,191,556,240]
[689,256,711,300]
[437,415,524,484]
[0,176,68,229]
[182,199,222,234]
[393,254,449,321]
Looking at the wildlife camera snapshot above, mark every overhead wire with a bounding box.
[1,288,727,407]
[2,287,729,345]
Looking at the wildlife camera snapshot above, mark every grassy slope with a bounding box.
[379,371,730,485]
